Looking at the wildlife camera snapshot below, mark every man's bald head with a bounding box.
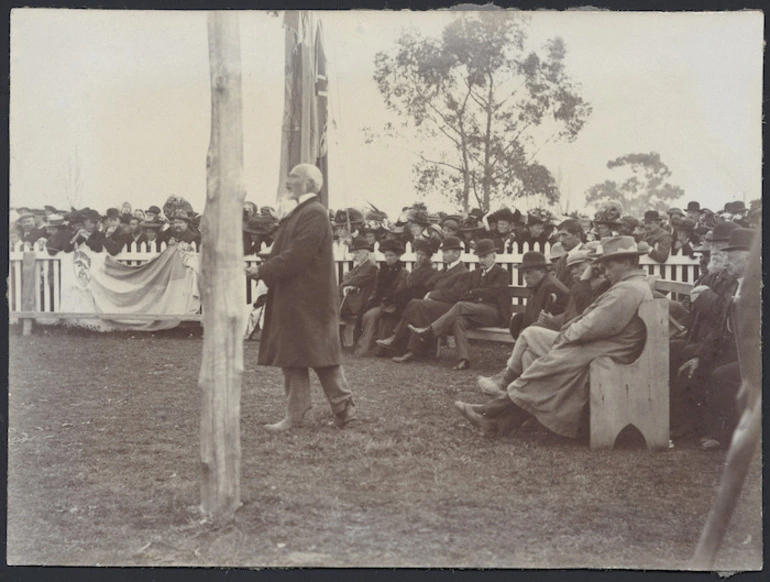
[288,164,324,197]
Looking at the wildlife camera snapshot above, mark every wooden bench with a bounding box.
[589,298,669,450]
[464,286,530,345]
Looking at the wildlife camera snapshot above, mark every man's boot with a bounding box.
[477,366,518,396]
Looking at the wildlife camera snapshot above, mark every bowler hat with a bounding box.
[439,236,464,252]
[725,201,746,214]
[709,220,740,242]
[474,238,496,257]
[722,228,754,252]
[350,237,374,252]
[592,236,643,262]
[106,208,120,219]
[667,208,685,217]
[643,210,662,222]
[379,239,404,255]
[146,205,162,215]
[686,201,701,212]
[518,251,548,271]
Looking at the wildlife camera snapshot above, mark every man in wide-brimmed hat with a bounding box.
[355,238,409,357]
[641,209,673,263]
[407,239,511,370]
[245,163,356,431]
[377,236,470,363]
[164,209,200,246]
[460,235,653,440]
[339,236,378,320]
[507,251,568,342]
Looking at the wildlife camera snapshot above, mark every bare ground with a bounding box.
[6,326,762,569]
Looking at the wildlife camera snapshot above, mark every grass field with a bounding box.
[6,326,762,569]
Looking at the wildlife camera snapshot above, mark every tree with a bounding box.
[371,12,591,212]
[585,152,684,217]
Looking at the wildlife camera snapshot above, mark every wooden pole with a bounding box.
[199,11,246,523]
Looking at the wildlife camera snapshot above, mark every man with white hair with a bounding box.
[246,163,356,431]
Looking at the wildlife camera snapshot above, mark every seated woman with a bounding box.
[355,239,408,357]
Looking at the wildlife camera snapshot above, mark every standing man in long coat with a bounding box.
[246,164,356,432]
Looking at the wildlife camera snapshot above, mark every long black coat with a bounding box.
[258,196,342,368]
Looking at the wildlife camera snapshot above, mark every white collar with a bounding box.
[297,193,317,205]
[446,258,461,271]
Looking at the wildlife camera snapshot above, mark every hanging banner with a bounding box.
[54,245,201,331]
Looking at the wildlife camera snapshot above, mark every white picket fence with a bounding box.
[7,239,700,317]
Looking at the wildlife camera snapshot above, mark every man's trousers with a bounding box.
[430,301,500,362]
[282,366,353,423]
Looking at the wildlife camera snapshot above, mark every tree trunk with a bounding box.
[199,11,246,524]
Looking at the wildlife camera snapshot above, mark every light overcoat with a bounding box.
[258,196,342,368]
[507,269,653,438]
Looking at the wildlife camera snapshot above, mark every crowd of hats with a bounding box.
[326,196,761,252]
[10,195,761,253]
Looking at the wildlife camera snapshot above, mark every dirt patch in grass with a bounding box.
[6,328,762,569]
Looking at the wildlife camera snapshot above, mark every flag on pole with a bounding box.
[276,11,329,213]
[315,20,329,208]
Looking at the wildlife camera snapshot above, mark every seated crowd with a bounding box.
[331,200,759,452]
[9,195,760,450]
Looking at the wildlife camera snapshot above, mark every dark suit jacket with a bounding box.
[428,262,470,304]
[462,264,511,326]
[339,259,378,316]
[522,273,569,329]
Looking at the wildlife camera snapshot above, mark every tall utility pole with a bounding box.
[199,11,246,523]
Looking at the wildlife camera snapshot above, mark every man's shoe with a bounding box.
[408,324,433,341]
[376,335,398,348]
[453,359,471,371]
[477,374,507,396]
[392,351,415,363]
[332,403,357,429]
[264,417,300,432]
[454,401,497,437]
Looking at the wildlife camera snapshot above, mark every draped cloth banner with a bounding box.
[52,245,201,331]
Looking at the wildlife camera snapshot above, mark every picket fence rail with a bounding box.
[8,239,700,321]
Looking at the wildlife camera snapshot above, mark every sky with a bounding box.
[9,9,763,219]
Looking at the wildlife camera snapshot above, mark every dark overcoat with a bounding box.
[258,196,342,368]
